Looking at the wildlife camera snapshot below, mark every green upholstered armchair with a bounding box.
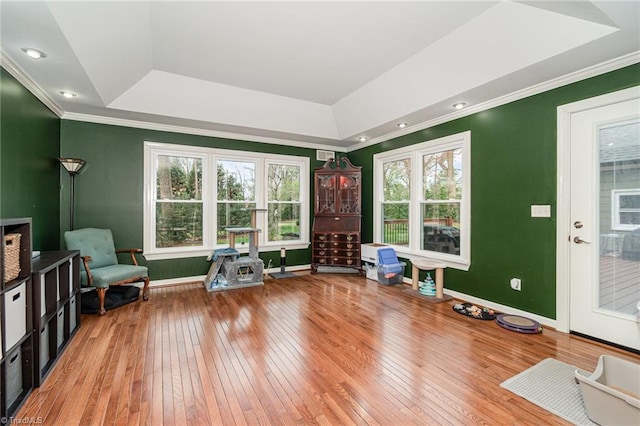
[64,228,150,315]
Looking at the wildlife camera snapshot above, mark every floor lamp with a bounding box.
[58,157,86,230]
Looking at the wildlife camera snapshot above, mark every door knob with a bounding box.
[573,236,591,244]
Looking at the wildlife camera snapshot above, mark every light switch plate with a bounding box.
[531,205,551,217]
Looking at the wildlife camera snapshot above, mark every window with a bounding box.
[267,162,302,242]
[155,155,204,248]
[373,131,471,270]
[144,142,309,260]
[216,159,256,245]
[612,189,640,231]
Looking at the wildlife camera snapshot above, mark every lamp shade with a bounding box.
[58,157,86,175]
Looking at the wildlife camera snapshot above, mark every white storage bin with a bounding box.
[363,262,378,281]
[40,273,46,317]
[361,243,388,264]
[6,345,23,408]
[575,355,640,426]
[68,259,74,294]
[4,282,27,350]
[70,296,77,333]
[56,309,65,349]
[40,323,49,372]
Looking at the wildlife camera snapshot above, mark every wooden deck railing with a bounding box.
[383,217,454,245]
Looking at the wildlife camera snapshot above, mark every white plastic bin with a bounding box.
[40,273,46,317]
[575,355,640,425]
[70,296,77,333]
[4,282,27,350]
[40,323,50,371]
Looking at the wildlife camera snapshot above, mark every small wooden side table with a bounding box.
[411,259,447,298]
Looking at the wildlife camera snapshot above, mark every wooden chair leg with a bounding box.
[142,277,150,301]
[96,287,107,316]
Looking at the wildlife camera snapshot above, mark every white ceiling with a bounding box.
[1,1,639,151]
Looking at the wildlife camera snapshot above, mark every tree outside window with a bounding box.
[155,155,203,248]
[373,131,471,270]
[421,148,462,255]
[382,158,410,246]
[217,160,255,245]
[267,164,301,242]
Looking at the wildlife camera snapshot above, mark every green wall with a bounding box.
[0,68,61,250]
[4,60,639,319]
[59,120,324,280]
[348,63,640,319]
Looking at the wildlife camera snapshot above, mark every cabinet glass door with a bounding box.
[316,175,335,213]
[338,173,360,214]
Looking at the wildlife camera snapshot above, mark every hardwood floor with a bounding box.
[18,274,640,425]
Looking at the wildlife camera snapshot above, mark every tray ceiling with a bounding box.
[1,1,639,150]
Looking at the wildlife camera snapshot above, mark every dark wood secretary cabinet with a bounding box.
[311,157,362,273]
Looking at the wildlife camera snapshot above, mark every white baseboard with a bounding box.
[264,264,310,274]
[144,269,558,331]
[147,264,312,288]
[443,288,557,330]
[148,275,206,288]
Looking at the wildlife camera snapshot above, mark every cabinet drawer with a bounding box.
[4,282,27,350]
[329,233,359,242]
[314,256,356,265]
[327,248,359,258]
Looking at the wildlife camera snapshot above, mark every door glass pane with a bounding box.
[598,120,640,316]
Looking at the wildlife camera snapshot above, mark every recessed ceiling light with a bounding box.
[60,91,77,99]
[453,102,467,110]
[397,122,408,128]
[21,48,46,59]
[358,136,368,142]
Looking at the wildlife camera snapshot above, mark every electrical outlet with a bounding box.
[510,278,521,291]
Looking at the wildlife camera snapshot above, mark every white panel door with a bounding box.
[569,94,640,351]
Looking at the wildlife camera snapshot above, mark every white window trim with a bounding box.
[373,131,471,270]
[143,141,310,260]
[611,188,640,231]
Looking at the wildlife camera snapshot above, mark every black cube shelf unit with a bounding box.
[32,250,81,387]
[0,218,34,418]
[0,217,82,419]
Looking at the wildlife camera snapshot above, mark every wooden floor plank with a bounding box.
[18,274,640,425]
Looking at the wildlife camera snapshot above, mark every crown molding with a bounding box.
[3,46,638,153]
[0,51,64,117]
[347,51,640,152]
[61,112,349,153]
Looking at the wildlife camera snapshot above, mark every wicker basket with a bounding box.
[4,233,21,281]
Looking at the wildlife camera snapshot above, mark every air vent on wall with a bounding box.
[316,150,335,162]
